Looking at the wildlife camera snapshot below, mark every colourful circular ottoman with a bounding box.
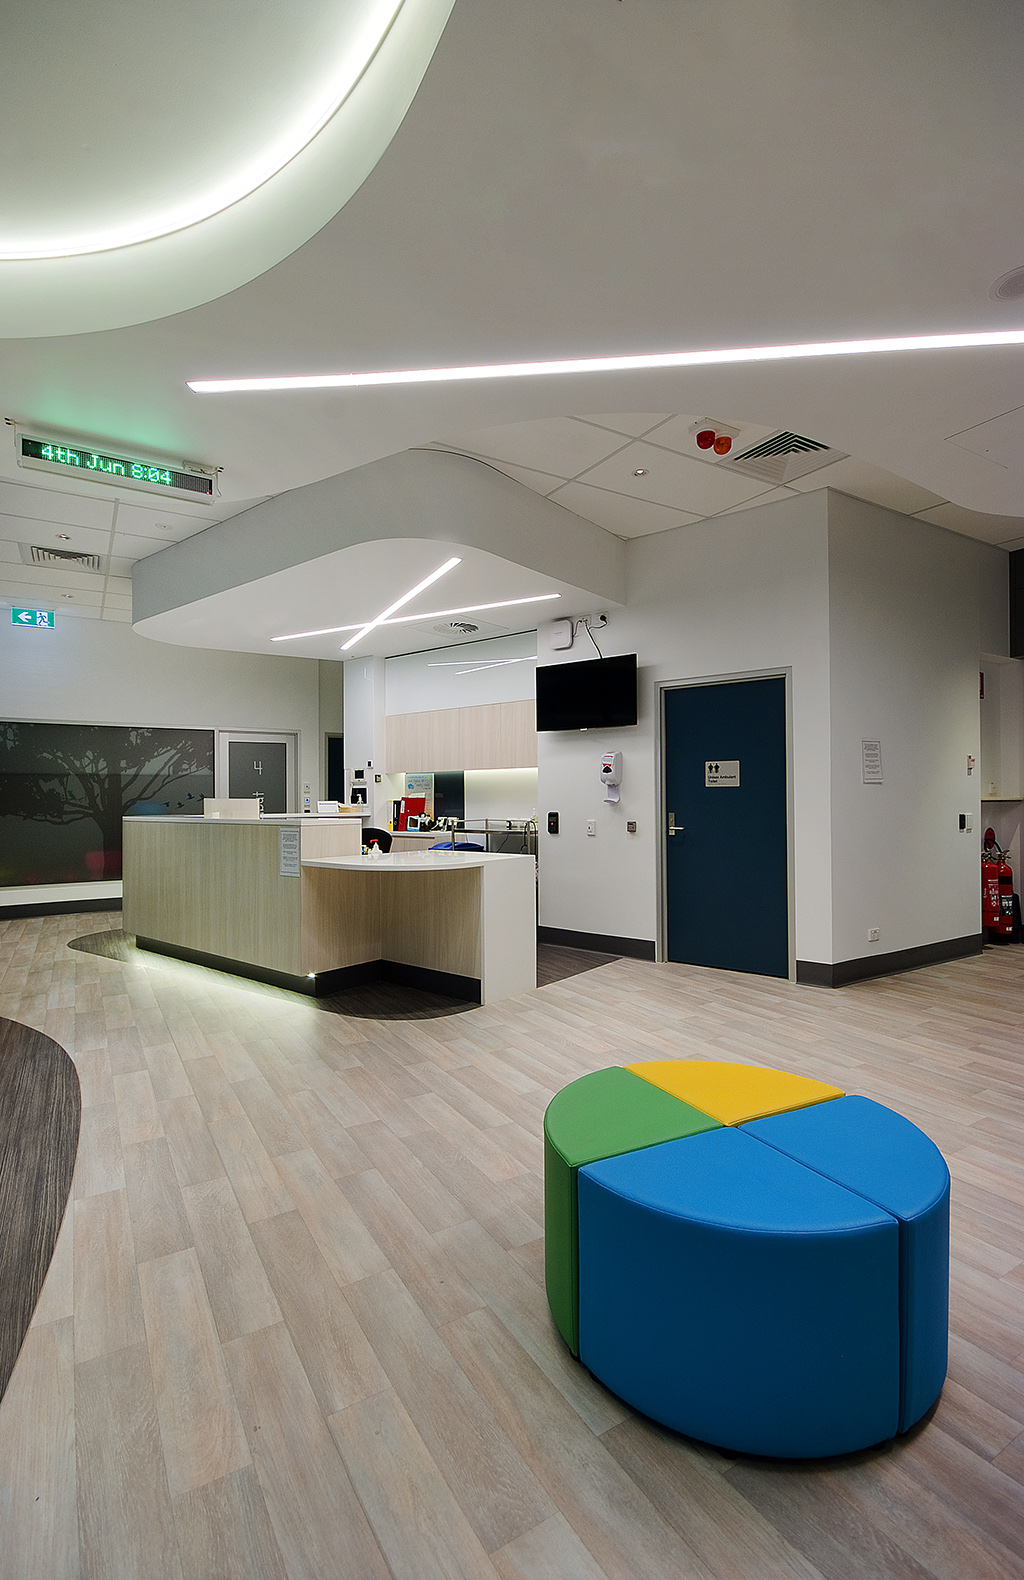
[544,1061,949,1459]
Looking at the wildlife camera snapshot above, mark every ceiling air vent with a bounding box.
[21,543,104,573]
[433,620,479,635]
[717,430,847,486]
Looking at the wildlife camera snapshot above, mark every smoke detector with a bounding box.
[433,619,479,635]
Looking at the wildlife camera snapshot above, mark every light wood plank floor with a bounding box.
[1,910,1023,1580]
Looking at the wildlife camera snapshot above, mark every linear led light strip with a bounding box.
[187,329,1024,394]
[428,656,538,675]
[272,591,561,644]
[339,556,460,650]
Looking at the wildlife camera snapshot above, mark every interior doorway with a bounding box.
[662,675,790,978]
[217,732,296,814]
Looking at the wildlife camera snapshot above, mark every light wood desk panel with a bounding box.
[123,818,362,981]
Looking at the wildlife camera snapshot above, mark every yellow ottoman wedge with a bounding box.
[627,1059,843,1126]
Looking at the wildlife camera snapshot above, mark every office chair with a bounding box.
[361,826,393,852]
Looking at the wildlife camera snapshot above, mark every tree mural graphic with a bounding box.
[0,724,214,883]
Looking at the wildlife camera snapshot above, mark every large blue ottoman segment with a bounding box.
[744,1095,949,1433]
[578,1127,900,1458]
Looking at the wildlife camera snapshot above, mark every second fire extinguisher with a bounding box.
[982,828,1015,941]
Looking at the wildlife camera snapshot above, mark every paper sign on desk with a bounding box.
[279,827,300,877]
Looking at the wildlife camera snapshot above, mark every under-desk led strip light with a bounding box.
[187,328,1024,395]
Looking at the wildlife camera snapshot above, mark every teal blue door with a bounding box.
[664,677,789,977]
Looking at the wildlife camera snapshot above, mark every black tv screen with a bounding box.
[536,654,638,731]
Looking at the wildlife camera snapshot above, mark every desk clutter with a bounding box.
[544,1060,950,1459]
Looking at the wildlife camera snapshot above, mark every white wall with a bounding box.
[826,495,991,959]
[2,615,320,900]
[537,490,834,956]
[385,632,536,714]
[535,488,1006,966]
[465,768,538,822]
[343,656,390,823]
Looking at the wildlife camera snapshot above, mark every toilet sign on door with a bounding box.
[705,760,740,787]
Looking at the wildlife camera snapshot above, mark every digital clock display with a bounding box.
[20,436,214,497]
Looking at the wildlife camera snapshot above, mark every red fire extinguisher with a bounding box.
[982,828,1015,941]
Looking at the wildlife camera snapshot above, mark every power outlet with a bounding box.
[586,820,597,837]
[867,928,880,942]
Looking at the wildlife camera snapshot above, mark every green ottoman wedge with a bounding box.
[543,1065,720,1353]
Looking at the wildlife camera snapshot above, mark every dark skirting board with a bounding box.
[0,1017,81,1406]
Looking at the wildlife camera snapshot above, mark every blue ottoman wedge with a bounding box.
[578,1126,901,1458]
[743,1095,949,1433]
[545,1060,950,1458]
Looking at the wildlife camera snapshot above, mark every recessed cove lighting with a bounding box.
[340,557,461,651]
[271,592,561,644]
[0,1,406,259]
[187,328,1024,395]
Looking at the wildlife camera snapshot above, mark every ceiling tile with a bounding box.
[112,501,217,539]
[571,413,675,438]
[578,441,771,515]
[914,503,1024,545]
[113,529,189,561]
[549,482,701,538]
[0,577,102,608]
[715,487,797,515]
[0,479,114,530]
[434,417,627,478]
[1,561,105,592]
[785,457,946,515]
[444,454,566,495]
[0,514,113,555]
[946,405,1024,469]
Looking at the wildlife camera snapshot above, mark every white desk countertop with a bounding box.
[301,851,533,873]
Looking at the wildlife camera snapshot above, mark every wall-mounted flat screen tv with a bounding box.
[536,654,638,731]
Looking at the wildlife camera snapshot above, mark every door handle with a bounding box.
[668,813,683,836]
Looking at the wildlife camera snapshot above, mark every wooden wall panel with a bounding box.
[123,821,303,976]
[300,867,381,974]
[379,868,481,977]
[385,701,536,772]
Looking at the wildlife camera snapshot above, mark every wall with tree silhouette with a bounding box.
[0,723,213,886]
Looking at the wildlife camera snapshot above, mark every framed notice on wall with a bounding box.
[279,827,300,877]
[861,739,883,784]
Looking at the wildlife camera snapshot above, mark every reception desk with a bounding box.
[122,817,536,1003]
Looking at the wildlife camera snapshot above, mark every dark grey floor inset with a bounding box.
[69,929,476,1020]
[70,927,621,1017]
[0,1017,81,1406]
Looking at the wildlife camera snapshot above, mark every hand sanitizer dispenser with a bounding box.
[600,751,622,804]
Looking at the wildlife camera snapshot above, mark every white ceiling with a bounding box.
[2,0,1024,646]
[134,536,600,660]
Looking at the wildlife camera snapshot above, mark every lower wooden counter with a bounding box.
[301,851,537,1003]
[122,818,536,1003]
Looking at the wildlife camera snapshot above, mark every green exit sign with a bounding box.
[12,607,55,628]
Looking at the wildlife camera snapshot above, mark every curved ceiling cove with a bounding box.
[0,0,455,337]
